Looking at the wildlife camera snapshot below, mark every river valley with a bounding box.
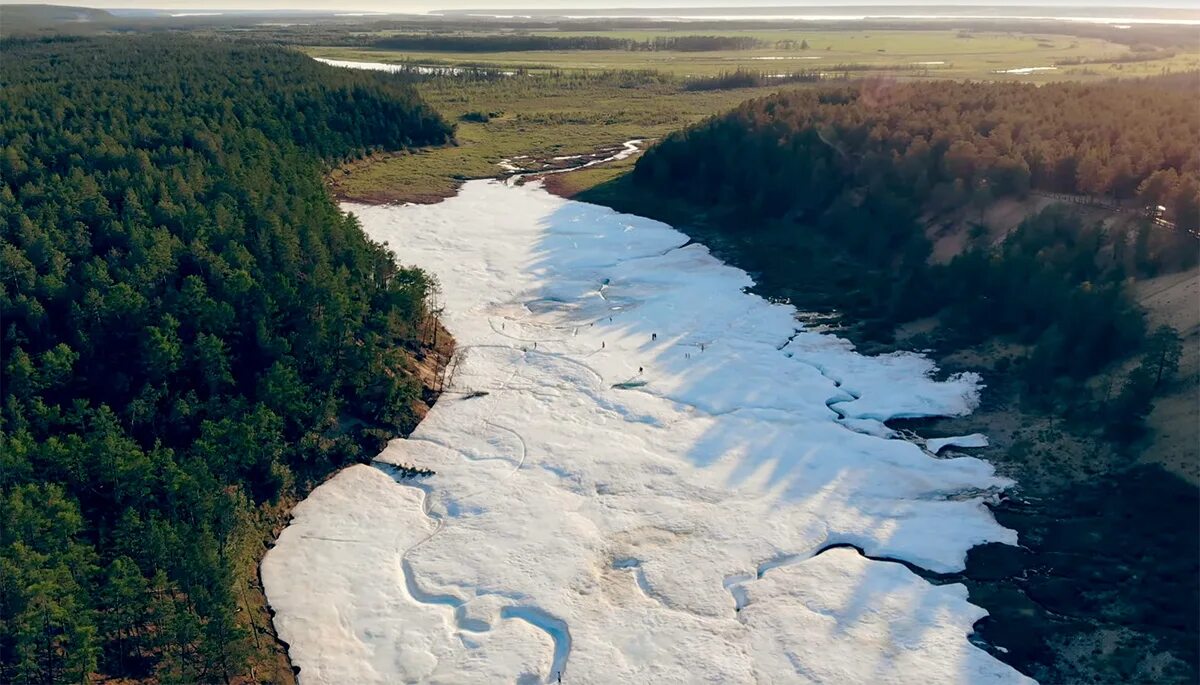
[261,179,1034,684]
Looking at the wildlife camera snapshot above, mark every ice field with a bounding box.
[261,180,1033,684]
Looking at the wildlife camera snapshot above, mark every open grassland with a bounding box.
[306,29,1198,81]
[318,28,1199,204]
[327,74,781,203]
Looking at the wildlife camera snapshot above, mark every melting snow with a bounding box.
[498,140,643,179]
[314,57,516,77]
[262,180,1032,684]
[927,434,990,454]
[992,66,1058,74]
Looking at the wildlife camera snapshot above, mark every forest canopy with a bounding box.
[632,76,1198,413]
[0,36,451,682]
[637,77,1200,229]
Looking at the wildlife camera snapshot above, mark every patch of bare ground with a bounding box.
[924,195,1058,264]
[924,193,1144,265]
[538,172,577,198]
[1136,268,1200,484]
[407,317,457,424]
[232,497,300,685]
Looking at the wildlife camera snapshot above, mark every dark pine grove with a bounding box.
[0,37,451,683]
[631,77,1198,426]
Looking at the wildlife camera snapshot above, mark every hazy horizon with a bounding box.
[2,0,1197,14]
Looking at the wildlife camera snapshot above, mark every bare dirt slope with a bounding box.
[924,194,1154,265]
[1137,268,1200,484]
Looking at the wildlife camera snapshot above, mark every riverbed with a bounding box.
[261,180,1033,684]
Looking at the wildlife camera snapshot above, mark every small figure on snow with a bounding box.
[652,333,657,341]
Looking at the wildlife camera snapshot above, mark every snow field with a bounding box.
[262,180,1033,684]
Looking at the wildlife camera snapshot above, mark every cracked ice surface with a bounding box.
[261,180,1033,684]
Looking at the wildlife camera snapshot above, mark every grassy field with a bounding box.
[306,29,1198,80]
[326,72,783,203]
[317,28,1199,204]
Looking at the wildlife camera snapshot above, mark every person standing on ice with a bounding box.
[652,333,657,341]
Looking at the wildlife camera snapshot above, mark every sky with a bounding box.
[1,0,1195,12]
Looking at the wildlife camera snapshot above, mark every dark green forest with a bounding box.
[682,68,830,91]
[638,78,1200,228]
[632,77,1197,420]
[0,37,451,682]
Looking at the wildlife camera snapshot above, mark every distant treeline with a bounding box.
[682,68,829,91]
[631,75,1197,426]
[1058,49,1177,66]
[369,33,762,52]
[680,64,944,91]
[0,36,451,683]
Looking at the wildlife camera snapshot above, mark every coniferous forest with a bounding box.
[637,79,1200,227]
[632,78,1199,417]
[0,37,451,683]
[0,16,1197,685]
